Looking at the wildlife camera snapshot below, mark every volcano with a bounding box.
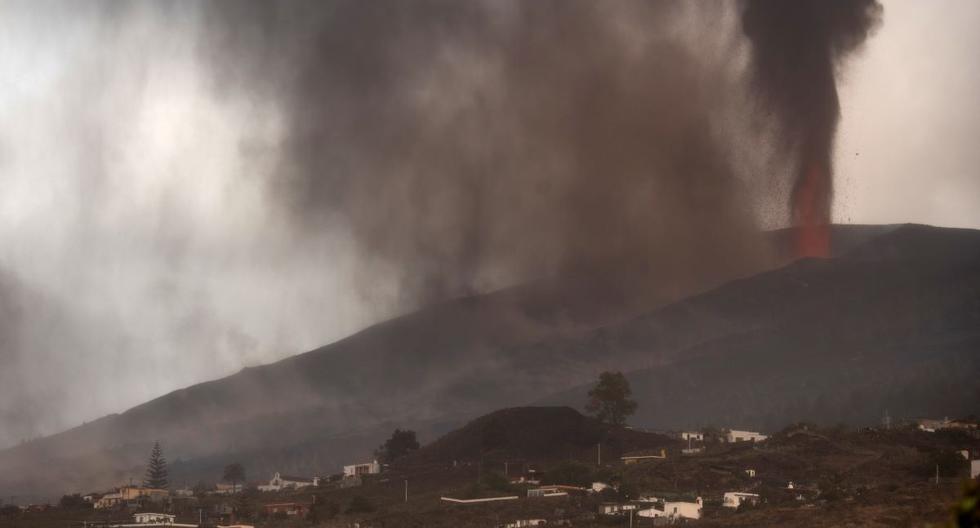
[0,223,977,502]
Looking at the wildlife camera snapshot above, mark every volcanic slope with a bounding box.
[1,224,976,500]
[542,224,980,430]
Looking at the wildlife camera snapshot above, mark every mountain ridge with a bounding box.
[1,223,976,501]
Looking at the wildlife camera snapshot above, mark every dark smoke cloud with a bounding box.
[0,0,887,447]
[743,0,882,240]
[198,1,776,307]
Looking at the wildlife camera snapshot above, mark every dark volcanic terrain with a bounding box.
[0,224,977,501]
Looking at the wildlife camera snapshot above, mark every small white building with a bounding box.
[94,492,123,509]
[503,520,546,528]
[343,460,381,478]
[916,417,950,432]
[213,483,241,495]
[723,492,760,509]
[637,507,665,519]
[681,431,704,441]
[107,513,198,528]
[726,430,768,443]
[664,497,703,521]
[257,472,319,492]
[638,498,703,521]
[745,468,757,478]
[971,460,979,480]
[599,503,637,516]
[591,482,613,493]
[133,513,176,525]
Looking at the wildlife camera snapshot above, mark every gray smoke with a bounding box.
[198,1,776,305]
[1,0,879,448]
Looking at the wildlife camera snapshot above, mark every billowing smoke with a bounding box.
[743,0,882,257]
[0,1,885,447]
[199,1,776,306]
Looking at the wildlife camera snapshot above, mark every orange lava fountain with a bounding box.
[793,162,831,258]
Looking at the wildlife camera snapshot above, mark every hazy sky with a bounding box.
[0,0,978,448]
[834,0,980,228]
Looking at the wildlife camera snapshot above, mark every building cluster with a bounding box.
[9,418,980,527]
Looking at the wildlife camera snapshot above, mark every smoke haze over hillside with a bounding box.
[5,0,977,451]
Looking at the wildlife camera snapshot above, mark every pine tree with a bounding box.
[144,441,169,489]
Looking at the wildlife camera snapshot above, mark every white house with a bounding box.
[503,520,546,528]
[133,513,176,525]
[726,430,768,443]
[107,513,198,528]
[257,472,319,492]
[637,507,665,519]
[745,468,757,478]
[681,431,704,441]
[343,460,381,478]
[599,503,637,516]
[664,497,703,521]
[94,492,123,509]
[723,492,760,509]
[638,497,703,521]
[971,460,979,480]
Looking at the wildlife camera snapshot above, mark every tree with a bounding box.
[233,485,258,520]
[222,463,246,493]
[59,494,90,510]
[586,371,638,425]
[144,441,169,489]
[192,480,210,498]
[375,429,420,463]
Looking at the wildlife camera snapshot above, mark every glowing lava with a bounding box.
[793,162,831,258]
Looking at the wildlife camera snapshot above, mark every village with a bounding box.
[2,396,979,528]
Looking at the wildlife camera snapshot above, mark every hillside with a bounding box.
[0,224,977,501]
[5,409,976,528]
[397,406,676,467]
[542,224,980,430]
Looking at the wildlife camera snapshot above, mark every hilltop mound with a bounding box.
[399,407,676,467]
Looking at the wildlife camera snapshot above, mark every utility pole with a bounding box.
[629,508,634,528]
[597,443,601,466]
[935,464,939,486]
[404,480,408,503]
[504,461,508,476]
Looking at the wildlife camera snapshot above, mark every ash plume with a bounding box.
[200,1,776,307]
[743,0,882,257]
[0,0,889,448]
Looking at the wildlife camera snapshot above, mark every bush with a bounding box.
[481,471,516,493]
[927,449,968,478]
[308,495,340,523]
[543,461,594,487]
[346,495,376,514]
[59,494,90,510]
